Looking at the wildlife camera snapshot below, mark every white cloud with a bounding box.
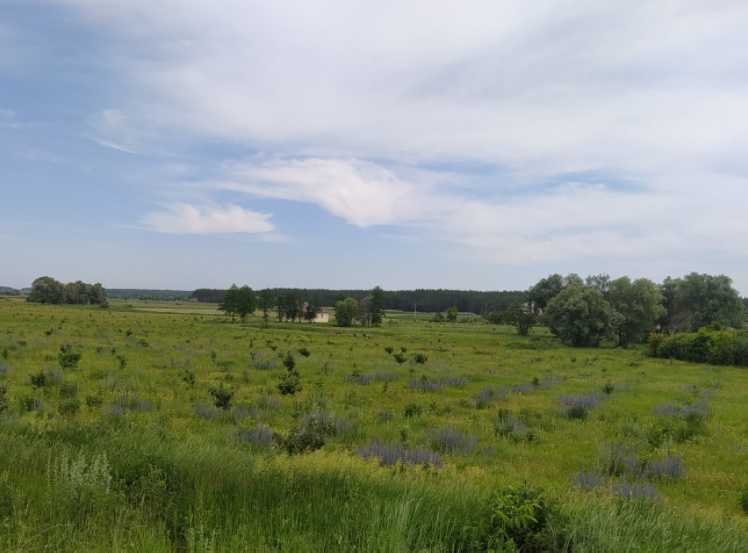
[142,203,274,235]
[55,1,748,282]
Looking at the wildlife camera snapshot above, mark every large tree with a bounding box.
[235,286,257,321]
[545,285,616,347]
[661,273,744,331]
[334,297,359,327]
[220,284,240,321]
[528,274,564,313]
[28,276,65,304]
[607,277,665,347]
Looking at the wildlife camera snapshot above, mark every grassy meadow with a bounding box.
[0,296,746,552]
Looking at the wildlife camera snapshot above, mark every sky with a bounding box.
[2,1,748,292]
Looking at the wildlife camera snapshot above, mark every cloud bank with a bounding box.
[55,1,748,279]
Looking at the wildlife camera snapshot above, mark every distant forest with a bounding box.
[192,288,526,314]
[106,289,193,301]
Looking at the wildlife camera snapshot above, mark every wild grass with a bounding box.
[0,298,746,551]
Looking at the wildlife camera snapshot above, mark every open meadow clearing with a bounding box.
[0,297,746,552]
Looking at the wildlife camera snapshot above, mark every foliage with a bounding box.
[545,285,616,347]
[334,297,360,327]
[446,306,459,322]
[28,276,106,305]
[648,328,748,366]
[504,301,537,336]
[659,273,744,331]
[481,484,566,552]
[208,384,234,410]
[607,277,665,347]
[220,284,257,321]
[58,343,82,369]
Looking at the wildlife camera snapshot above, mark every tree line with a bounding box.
[194,287,524,314]
[497,272,744,348]
[217,285,387,327]
[27,276,107,306]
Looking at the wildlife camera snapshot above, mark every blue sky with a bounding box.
[2,1,748,292]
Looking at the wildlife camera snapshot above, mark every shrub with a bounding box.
[403,403,423,418]
[59,398,81,416]
[613,481,659,502]
[282,352,296,370]
[249,352,278,370]
[278,365,302,395]
[59,382,78,399]
[560,394,600,420]
[494,410,535,443]
[238,424,275,449]
[413,352,428,364]
[209,385,234,410]
[284,413,345,455]
[19,396,43,413]
[648,328,748,366]
[393,353,407,364]
[357,442,442,467]
[644,455,684,480]
[194,403,220,421]
[482,484,565,552]
[430,427,477,454]
[384,346,394,354]
[297,347,311,357]
[740,487,748,515]
[575,470,605,490]
[30,371,47,389]
[58,344,82,369]
[85,395,102,409]
[0,385,7,414]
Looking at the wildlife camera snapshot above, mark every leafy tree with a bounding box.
[504,301,537,336]
[585,274,611,295]
[278,293,303,322]
[334,297,359,327]
[258,289,275,325]
[607,277,665,346]
[545,285,616,347]
[220,284,240,321]
[528,274,564,313]
[662,273,744,331]
[303,299,321,322]
[369,286,385,325]
[446,306,459,322]
[235,286,257,321]
[27,276,64,304]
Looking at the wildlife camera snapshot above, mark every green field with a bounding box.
[0,297,746,552]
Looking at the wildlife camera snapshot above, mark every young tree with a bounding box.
[607,277,665,347]
[504,301,537,336]
[545,285,616,347]
[334,297,359,327]
[369,286,385,325]
[446,306,459,322]
[303,299,321,322]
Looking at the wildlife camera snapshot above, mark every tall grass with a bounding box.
[0,419,746,552]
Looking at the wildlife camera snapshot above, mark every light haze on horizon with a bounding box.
[2,1,747,294]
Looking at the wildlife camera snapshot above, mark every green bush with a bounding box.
[648,328,748,366]
[741,487,748,515]
[479,484,568,552]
